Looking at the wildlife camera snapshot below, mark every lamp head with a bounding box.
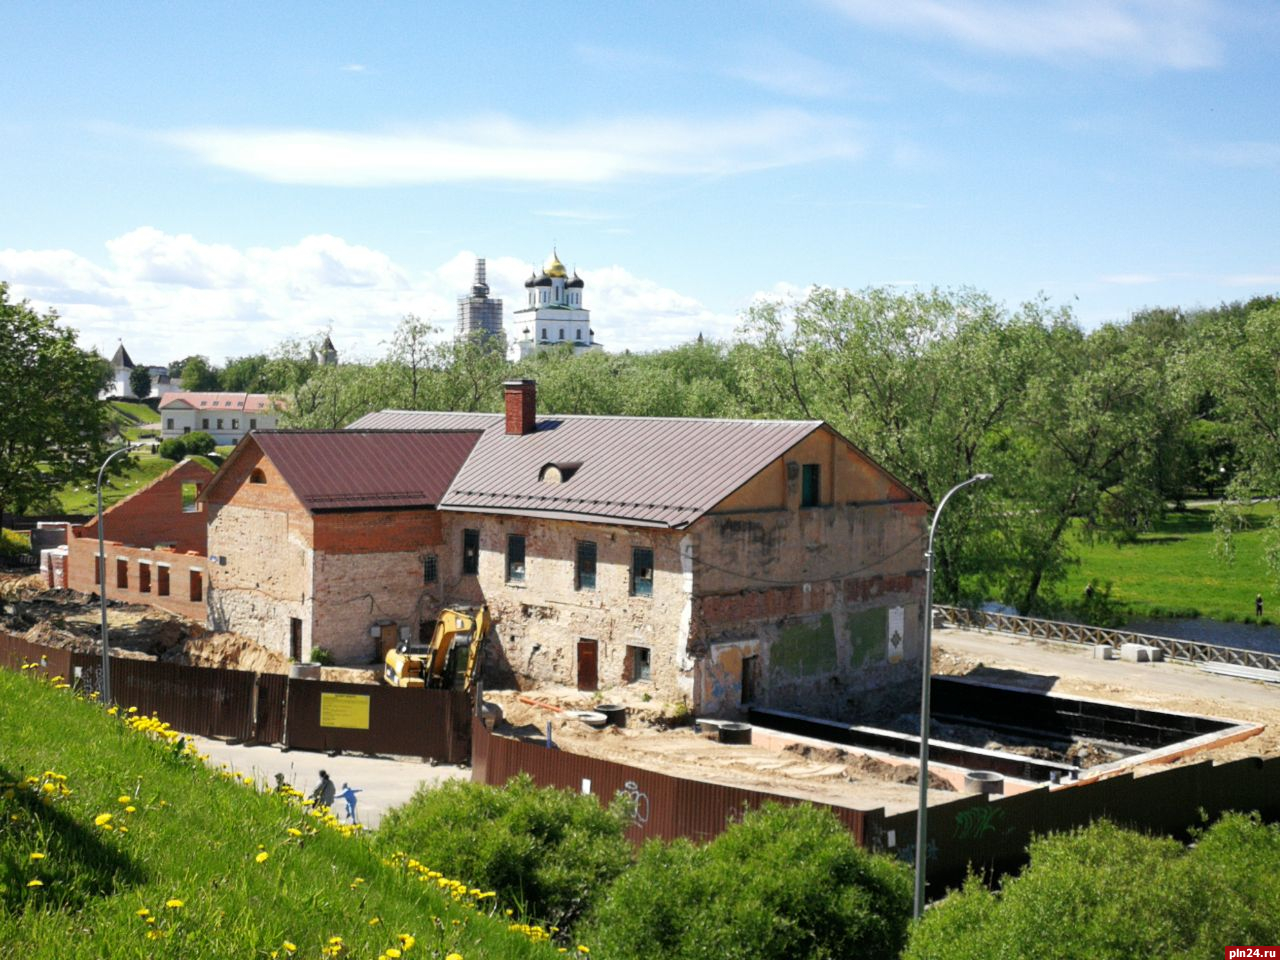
[974,473,993,482]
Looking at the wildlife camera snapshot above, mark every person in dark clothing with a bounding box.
[310,769,336,809]
[1257,594,1265,618]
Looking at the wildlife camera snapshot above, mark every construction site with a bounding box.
[5,570,1275,820]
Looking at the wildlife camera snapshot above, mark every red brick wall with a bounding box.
[204,442,315,544]
[312,509,442,554]
[504,380,536,435]
[76,459,211,555]
[66,536,207,621]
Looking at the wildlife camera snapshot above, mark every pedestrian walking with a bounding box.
[1257,594,1264,618]
[310,769,336,810]
[337,782,363,823]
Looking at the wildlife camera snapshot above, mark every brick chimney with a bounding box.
[504,379,537,436]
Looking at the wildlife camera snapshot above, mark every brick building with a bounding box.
[66,459,213,621]
[199,430,480,662]
[351,381,930,720]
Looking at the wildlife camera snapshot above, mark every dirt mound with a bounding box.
[169,633,292,674]
[785,742,955,790]
[0,574,48,601]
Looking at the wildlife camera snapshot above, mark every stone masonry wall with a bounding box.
[440,513,689,697]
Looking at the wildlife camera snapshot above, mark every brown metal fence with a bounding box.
[862,754,1280,897]
[0,632,470,763]
[472,719,865,847]
[285,682,470,764]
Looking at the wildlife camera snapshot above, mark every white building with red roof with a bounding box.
[159,392,282,445]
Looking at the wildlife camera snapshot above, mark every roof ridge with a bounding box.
[368,409,821,427]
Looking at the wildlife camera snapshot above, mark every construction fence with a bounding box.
[472,717,1280,896]
[0,630,470,764]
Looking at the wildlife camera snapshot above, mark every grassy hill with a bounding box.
[1063,502,1278,623]
[0,667,565,959]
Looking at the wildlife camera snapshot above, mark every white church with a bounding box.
[511,250,603,360]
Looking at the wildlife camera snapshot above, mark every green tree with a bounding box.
[1196,300,1280,580]
[387,314,437,409]
[128,365,152,400]
[587,802,911,960]
[220,353,279,392]
[0,283,111,527]
[904,815,1280,960]
[178,355,220,391]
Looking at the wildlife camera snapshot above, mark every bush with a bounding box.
[376,773,632,932]
[182,431,216,455]
[585,802,911,960]
[309,646,335,666]
[903,815,1280,960]
[157,437,187,461]
[0,528,31,557]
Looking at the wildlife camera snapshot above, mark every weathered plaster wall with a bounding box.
[205,445,314,657]
[690,426,929,720]
[310,546,440,663]
[440,513,688,695]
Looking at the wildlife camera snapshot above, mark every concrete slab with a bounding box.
[189,735,469,829]
[1093,645,1116,660]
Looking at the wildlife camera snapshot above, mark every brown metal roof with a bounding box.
[251,430,482,511]
[349,410,821,528]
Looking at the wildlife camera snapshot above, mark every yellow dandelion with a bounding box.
[118,795,132,804]
[287,827,302,837]
[577,946,590,954]
[398,934,416,949]
[94,812,113,826]
[447,954,464,960]
[41,782,56,794]
[26,879,43,888]
[368,916,381,925]
[136,908,150,917]
[125,805,136,813]
[386,950,402,959]
[165,898,184,909]
[29,852,45,861]
[283,941,297,954]
[255,851,270,863]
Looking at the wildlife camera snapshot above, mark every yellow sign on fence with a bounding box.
[319,693,371,730]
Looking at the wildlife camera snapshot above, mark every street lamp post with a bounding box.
[96,443,133,704]
[914,472,992,921]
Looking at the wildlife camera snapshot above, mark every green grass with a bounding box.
[1062,502,1278,623]
[105,402,161,444]
[52,454,175,515]
[0,667,565,959]
[108,401,159,425]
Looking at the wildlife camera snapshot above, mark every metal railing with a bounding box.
[935,605,1280,674]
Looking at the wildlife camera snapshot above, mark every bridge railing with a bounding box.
[934,604,1280,673]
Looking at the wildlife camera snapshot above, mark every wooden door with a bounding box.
[577,639,598,692]
[290,618,302,661]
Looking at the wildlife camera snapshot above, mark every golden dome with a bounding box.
[544,250,567,278]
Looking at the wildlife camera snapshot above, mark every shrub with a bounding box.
[309,646,335,666]
[376,773,632,932]
[585,802,912,960]
[903,815,1280,960]
[157,437,187,461]
[0,528,31,557]
[182,431,216,455]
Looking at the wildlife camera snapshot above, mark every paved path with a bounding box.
[190,735,469,828]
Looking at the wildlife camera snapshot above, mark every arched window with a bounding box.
[250,468,266,484]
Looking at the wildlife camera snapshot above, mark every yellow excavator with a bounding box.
[383,606,491,690]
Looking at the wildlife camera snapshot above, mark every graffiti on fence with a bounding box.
[952,803,1007,841]
[618,780,650,826]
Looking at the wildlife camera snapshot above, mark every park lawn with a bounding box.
[0,668,564,960]
[108,400,159,425]
[1062,502,1278,623]
[51,453,177,515]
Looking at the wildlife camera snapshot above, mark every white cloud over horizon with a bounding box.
[0,229,741,367]
[157,111,863,187]
[822,0,1223,69]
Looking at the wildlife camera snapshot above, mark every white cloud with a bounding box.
[724,46,852,99]
[1100,273,1161,285]
[340,63,366,73]
[822,0,1223,69]
[157,111,863,186]
[0,229,741,364]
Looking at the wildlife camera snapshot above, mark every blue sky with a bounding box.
[2,0,1278,366]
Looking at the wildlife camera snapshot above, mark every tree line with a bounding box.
[5,279,1279,610]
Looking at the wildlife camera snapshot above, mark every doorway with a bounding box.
[289,618,302,662]
[577,638,598,692]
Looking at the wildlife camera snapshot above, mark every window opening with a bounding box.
[631,547,654,597]
[629,645,652,682]
[462,529,480,575]
[423,553,438,584]
[801,463,821,508]
[507,534,526,583]
[575,540,597,591]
